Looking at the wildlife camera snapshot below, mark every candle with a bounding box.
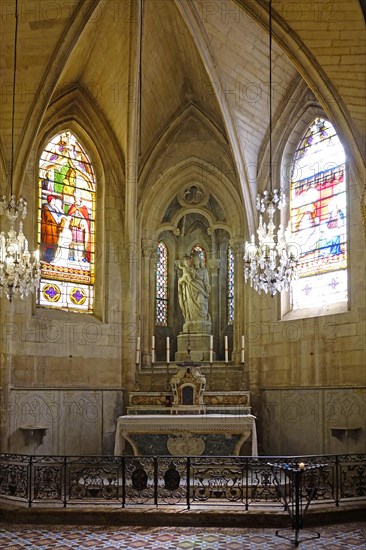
[152,335,155,364]
[241,334,245,363]
[224,335,228,363]
[209,335,213,363]
[136,336,140,364]
[299,462,305,470]
[166,336,170,364]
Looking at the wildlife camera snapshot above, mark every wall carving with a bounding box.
[8,389,123,456]
[260,388,366,456]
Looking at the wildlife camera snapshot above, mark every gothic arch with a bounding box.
[138,102,234,196]
[140,157,244,239]
[12,1,102,198]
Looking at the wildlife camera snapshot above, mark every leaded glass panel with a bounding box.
[227,247,234,324]
[37,131,96,312]
[191,245,206,266]
[290,118,347,311]
[156,241,168,326]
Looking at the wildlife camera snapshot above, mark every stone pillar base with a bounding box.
[175,332,216,362]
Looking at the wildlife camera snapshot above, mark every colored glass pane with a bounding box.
[227,247,235,324]
[290,118,347,310]
[156,241,168,326]
[191,245,206,266]
[37,131,95,312]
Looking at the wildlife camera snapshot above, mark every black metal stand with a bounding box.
[269,461,326,547]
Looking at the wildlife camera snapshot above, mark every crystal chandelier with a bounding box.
[0,0,40,302]
[244,0,298,296]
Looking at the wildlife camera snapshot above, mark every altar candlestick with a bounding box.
[136,336,140,364]
[166,336,170,364]
[152,335,155,364]
[209,335,213,363]
[241,335,245,363]
[224,335,228,363]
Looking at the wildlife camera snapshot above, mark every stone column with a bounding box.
[229,238,245,364]
[122,0,142,390]
[141,239,158,367]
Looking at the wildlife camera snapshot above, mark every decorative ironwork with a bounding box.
[125,457,155,505]
[191,457,244,504]
[0,464,28,499]
[340,458,366,499]
[250,463,282,503]
[158,458,187,505]
[0,453,365,511]
[67,457,120,502]
[33,465,62,501]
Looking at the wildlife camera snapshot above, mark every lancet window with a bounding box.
[156,241,168,326]
[191,244,206,266]
[290,118,347,310]
[37,131,96,312]
[227,246,235,324]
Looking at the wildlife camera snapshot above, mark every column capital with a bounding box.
[229,237,244,256]
[207,258,221,275]
[141,238,158,258]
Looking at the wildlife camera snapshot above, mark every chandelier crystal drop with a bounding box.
[0,194,40,302]
[244,189,298,296]
[0,0,40,302]
[243,0,298,297]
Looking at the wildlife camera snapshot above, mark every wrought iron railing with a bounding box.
[0,453,365,509]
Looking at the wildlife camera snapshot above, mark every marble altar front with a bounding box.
[114,414,258,457]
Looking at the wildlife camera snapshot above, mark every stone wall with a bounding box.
[260,387,366,456]
[4,388,123,456]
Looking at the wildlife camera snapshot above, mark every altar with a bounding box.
[114,414,258,457]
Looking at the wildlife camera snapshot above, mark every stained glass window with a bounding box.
[227,246,235,324]
[156,241,168,326]
[191,245,206,266]
[37,131,96,312]
[290,118,347,310]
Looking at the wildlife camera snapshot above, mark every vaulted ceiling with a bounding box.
[0,0,364,228]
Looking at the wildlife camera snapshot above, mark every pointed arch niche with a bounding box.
[139,159,246,366]
[33,87,124,321]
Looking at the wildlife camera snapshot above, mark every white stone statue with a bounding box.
[178,252,211,326]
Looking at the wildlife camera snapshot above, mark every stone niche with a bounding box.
[8,389,123,456]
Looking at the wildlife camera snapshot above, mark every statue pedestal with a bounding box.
[183,321,212,333]
[175,332,216,362]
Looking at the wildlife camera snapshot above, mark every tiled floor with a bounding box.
[0,523,365,549]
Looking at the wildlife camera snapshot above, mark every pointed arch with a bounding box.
[13,1,102,198]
